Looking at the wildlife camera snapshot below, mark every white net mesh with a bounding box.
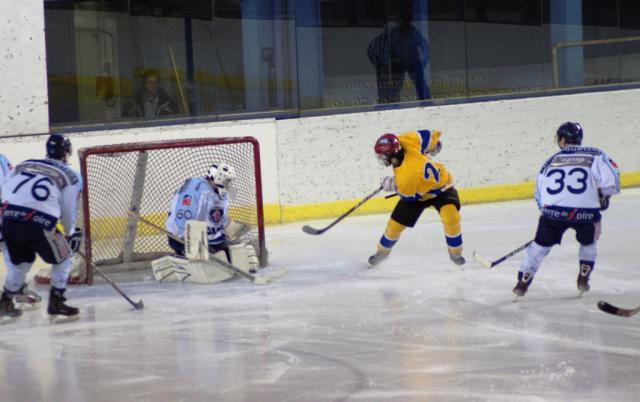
[78,137,265,284]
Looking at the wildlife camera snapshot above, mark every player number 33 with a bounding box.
[545,167,588,195]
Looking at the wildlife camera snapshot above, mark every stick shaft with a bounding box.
[303,186,383,235]
[77,252,144,310]
[473,240,532,269]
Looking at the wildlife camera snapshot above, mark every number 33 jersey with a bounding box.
[535,146,620,223]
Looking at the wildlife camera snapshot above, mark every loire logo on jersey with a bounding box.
[181,194,192,206]
[541,205,600,223]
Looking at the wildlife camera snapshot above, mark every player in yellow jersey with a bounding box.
[369,130,465,266]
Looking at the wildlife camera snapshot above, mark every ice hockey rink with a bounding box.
[1,189,639,402]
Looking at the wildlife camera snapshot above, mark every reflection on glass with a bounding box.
[122,69,179,118]
[367,17,431,104]
[42,0,640,126]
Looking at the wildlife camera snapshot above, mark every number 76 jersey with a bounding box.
[1,159,82,233]
[535,146,620,223]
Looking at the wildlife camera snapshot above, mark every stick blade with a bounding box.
[252,268,288,285]
[472,251,493,269]
[134,300,145,310]
[302,225,324,235]
[597,301,634,317]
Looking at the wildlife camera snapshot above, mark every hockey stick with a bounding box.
[77,251,144,310]
[130,212,286,285]
[302,186,384,235]
[597,301,640,317]
[472,240,533,269]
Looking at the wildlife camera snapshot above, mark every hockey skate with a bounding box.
[449,252,466,266]
[368,250,389,267]
[14,284,42,311]
[512,272,533,301]
[577,263,593,297]
[48,288,79,324]
[0,292,22,324]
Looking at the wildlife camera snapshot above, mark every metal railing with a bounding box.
[552,35,640,88]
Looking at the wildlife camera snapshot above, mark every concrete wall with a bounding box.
[0,0,49,136]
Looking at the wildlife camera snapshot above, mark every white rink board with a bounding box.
[0,119,281,206]
[2,88,640,211]
[275,89,640,205]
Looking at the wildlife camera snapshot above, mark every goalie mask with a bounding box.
[207,162,236,196]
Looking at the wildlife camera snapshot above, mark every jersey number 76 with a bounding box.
[12,172,53,201]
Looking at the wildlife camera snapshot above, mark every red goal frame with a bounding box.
[78,136,266,285]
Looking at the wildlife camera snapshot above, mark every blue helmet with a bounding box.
[556,122,583,145]
[46,134,72,160]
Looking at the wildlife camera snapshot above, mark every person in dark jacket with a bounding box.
[124,69,178,118]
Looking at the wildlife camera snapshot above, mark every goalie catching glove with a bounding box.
[224,220,251,243]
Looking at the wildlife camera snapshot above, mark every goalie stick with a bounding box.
[130,212,286,285]
[302,186,384,235]
[597,301,640,317]
[473,240,533,269]
[77,251,144,310]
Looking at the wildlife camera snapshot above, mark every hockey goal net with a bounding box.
[50,137,265,285]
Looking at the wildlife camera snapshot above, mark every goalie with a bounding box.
[153,163,259,283]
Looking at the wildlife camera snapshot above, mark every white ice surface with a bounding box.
[1,189,640,402]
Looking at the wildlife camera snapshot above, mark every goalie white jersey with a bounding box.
[165,177,229,246]
[535,146,620,223]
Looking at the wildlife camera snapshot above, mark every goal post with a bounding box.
[76,136,266,285]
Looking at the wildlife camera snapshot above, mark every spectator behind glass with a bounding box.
[124,69,178,118]
[367,16,431,104]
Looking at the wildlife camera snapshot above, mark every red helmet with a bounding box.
[374,133,401,166]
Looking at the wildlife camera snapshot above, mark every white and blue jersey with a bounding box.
[0,154,13,241]
[535,146,620,223]
[0,154,12,185]
[1,158,82,234]
[165,177,229,246]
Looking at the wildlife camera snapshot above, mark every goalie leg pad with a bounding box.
[151,255,234,284]
[229,244,259,274]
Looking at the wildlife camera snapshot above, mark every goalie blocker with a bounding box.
[151,220,259,284]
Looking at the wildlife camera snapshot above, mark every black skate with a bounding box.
[0,291,22,324]
[14,284,42,311]
[512,272,533,300]
[449,252,466,266]
[577,262,593,297]
[48,288,79,324]
[368,251,389,267]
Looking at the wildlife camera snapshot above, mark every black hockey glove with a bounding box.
[67,228,83,253]
[599,191,610,211]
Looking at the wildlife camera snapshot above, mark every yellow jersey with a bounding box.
[394,130,454,201]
